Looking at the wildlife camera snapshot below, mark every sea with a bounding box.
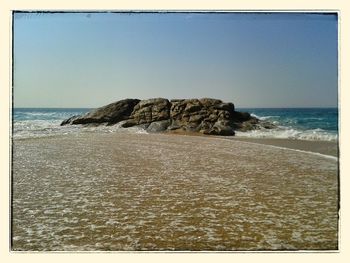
[12,107,339,141]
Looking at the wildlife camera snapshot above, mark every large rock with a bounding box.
[60,97,275,136]
[60,99,140,125]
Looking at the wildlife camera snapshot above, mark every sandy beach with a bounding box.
[12,132,339,251]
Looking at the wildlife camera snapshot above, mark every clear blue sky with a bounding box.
[13,12,338,108]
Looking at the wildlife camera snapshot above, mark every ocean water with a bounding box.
[12,108,147,139]
[12,107,338,141]
[236,108,338,141]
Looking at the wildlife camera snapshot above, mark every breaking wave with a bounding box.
[235,127,337,141]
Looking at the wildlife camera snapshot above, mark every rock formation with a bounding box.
[61,99,140,126]
[61,98,275,136]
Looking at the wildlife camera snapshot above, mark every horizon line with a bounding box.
[12,106,339,109]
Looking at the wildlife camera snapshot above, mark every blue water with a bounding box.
[13,108,91,121]
[13,108,91,139]
[237,108,338,141]
[238,108,338,132]
[13,107,338,141]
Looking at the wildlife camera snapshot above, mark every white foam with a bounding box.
[13,119,150,139]
[250,113,260,119]
[235,127,337,142]
[259,115,280,120]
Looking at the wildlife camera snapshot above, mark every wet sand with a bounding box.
[12,133,339,251]
[231,137,338,157]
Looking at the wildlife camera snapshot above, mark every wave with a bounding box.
[12,120,149,139]
[235,127,337,142]
[250,114,280,121]
[259,116,280,121]
[13,109,90,121]
[245,110,338,141]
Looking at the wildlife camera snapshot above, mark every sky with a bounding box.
[13,12,338,108]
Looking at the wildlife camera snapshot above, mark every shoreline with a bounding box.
[164,130,338,158]
[231,137,338,158]
[14,130,339,158]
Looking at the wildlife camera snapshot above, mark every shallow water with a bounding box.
[12,133,338,251]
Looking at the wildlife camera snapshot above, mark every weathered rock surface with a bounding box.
[61,98,275,136]
[146,120,171,133]
[61,99,140,125]
[130,98,171,125]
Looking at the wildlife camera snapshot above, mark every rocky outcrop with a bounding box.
[61,99,140,125]
[61,98,275,136]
